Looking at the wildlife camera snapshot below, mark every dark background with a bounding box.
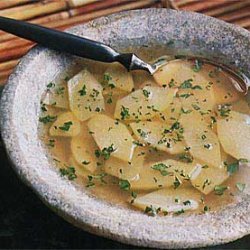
[1,143,250,249]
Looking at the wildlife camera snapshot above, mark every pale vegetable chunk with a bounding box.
[190,164,229,194]
[87,114,135,162]
[133,187,201,213]
[114,86,177,120]
[205,65,241,104]
[43,82,69,109]
[158,97,182,122]
[71,124,101,173]
[180,113,221,167]
[217,111,250,160]
[103,63,134,92]
[68,69,105,121]
[68,156,91,179]
[153,60,209,88]
[49,112,80,137]
[179,89,215,117]
[130,121,186,154]
[104,147,145,181]
[130,159,196,190]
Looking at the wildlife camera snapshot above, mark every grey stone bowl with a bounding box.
[1,8,250,249]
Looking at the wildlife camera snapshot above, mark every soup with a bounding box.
[39,52,250,216]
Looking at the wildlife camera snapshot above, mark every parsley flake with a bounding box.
[59,121,73,131]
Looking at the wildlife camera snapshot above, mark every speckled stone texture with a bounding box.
[1,9,250,249]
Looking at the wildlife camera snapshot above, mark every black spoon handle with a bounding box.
[0,16,120,63]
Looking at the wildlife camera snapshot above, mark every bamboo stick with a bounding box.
[69,0,130,16]
[235,17,250,29]
[68,0,98,8]
[0,0,128,42]
[0,0,34,10]
[175,0,198,7]
[0,1,38,15]
[0,1,68,20]
[0,0,156,63]
[32,11,70,25]
[0,38,33,53]
[42,0,158,29]
[205,1,250,17]
[219,7,250,22]
[161,0,178,9]
[0,33,17,43]
[0,60,19,72]
[178,0,228,12]
[0,45,33,63]
[0,69,13,80]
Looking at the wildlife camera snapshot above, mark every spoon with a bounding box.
[0,16,248,94]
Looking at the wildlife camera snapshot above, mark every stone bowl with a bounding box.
[1,8,250,249]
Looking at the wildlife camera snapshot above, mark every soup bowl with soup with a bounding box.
[1,9,250,249]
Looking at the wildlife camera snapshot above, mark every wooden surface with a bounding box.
[1,1,250,249]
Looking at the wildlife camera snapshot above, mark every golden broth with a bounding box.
[39,50,250,216]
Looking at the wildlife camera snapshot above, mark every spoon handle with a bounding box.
[0,16,120,63]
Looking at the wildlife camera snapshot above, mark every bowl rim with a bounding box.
[1,8,250,249]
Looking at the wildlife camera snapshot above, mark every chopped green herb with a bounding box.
[59,166,77,180]
[120,106,130,120]
[137,129,147,138]
[39,115,57,124]
[107,97,112,104]
[169,79,176,88]
[204,143,212,149]
[203,205,210,212]
[64,76,70,81]
[226,161,239,175]
[130,191,137,204]
[59,121,73,131]
[179,79,193,89]
[174,209,185,215]
[214,185,228,195]
[55,86,65,95]
[142,89,151,98]
[41,103,47,112]
[78,85,87,96]
[218,104,231,117]
[201,134,207,140]
[173,176,181,189]
[239,158,249,163]
[102,73,116,89]
[86,173,107,187]
[178,93,193,99]
[178,153,193,163]
[202,179,211,190]
[144,205,161,216]
[47,139,55,147]
[183,200,191,206]
[46,82,55,89]
[192,59,203,72]
[82,161,90,165]
[95,144,115,160]
[192,85,202,90]
[119,179,130,191]
[192,104,200,110]
[151,163,170,176]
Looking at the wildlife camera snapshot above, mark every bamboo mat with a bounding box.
[0,0,249,86]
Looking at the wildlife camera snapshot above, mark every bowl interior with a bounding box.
[1,9,250,249]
